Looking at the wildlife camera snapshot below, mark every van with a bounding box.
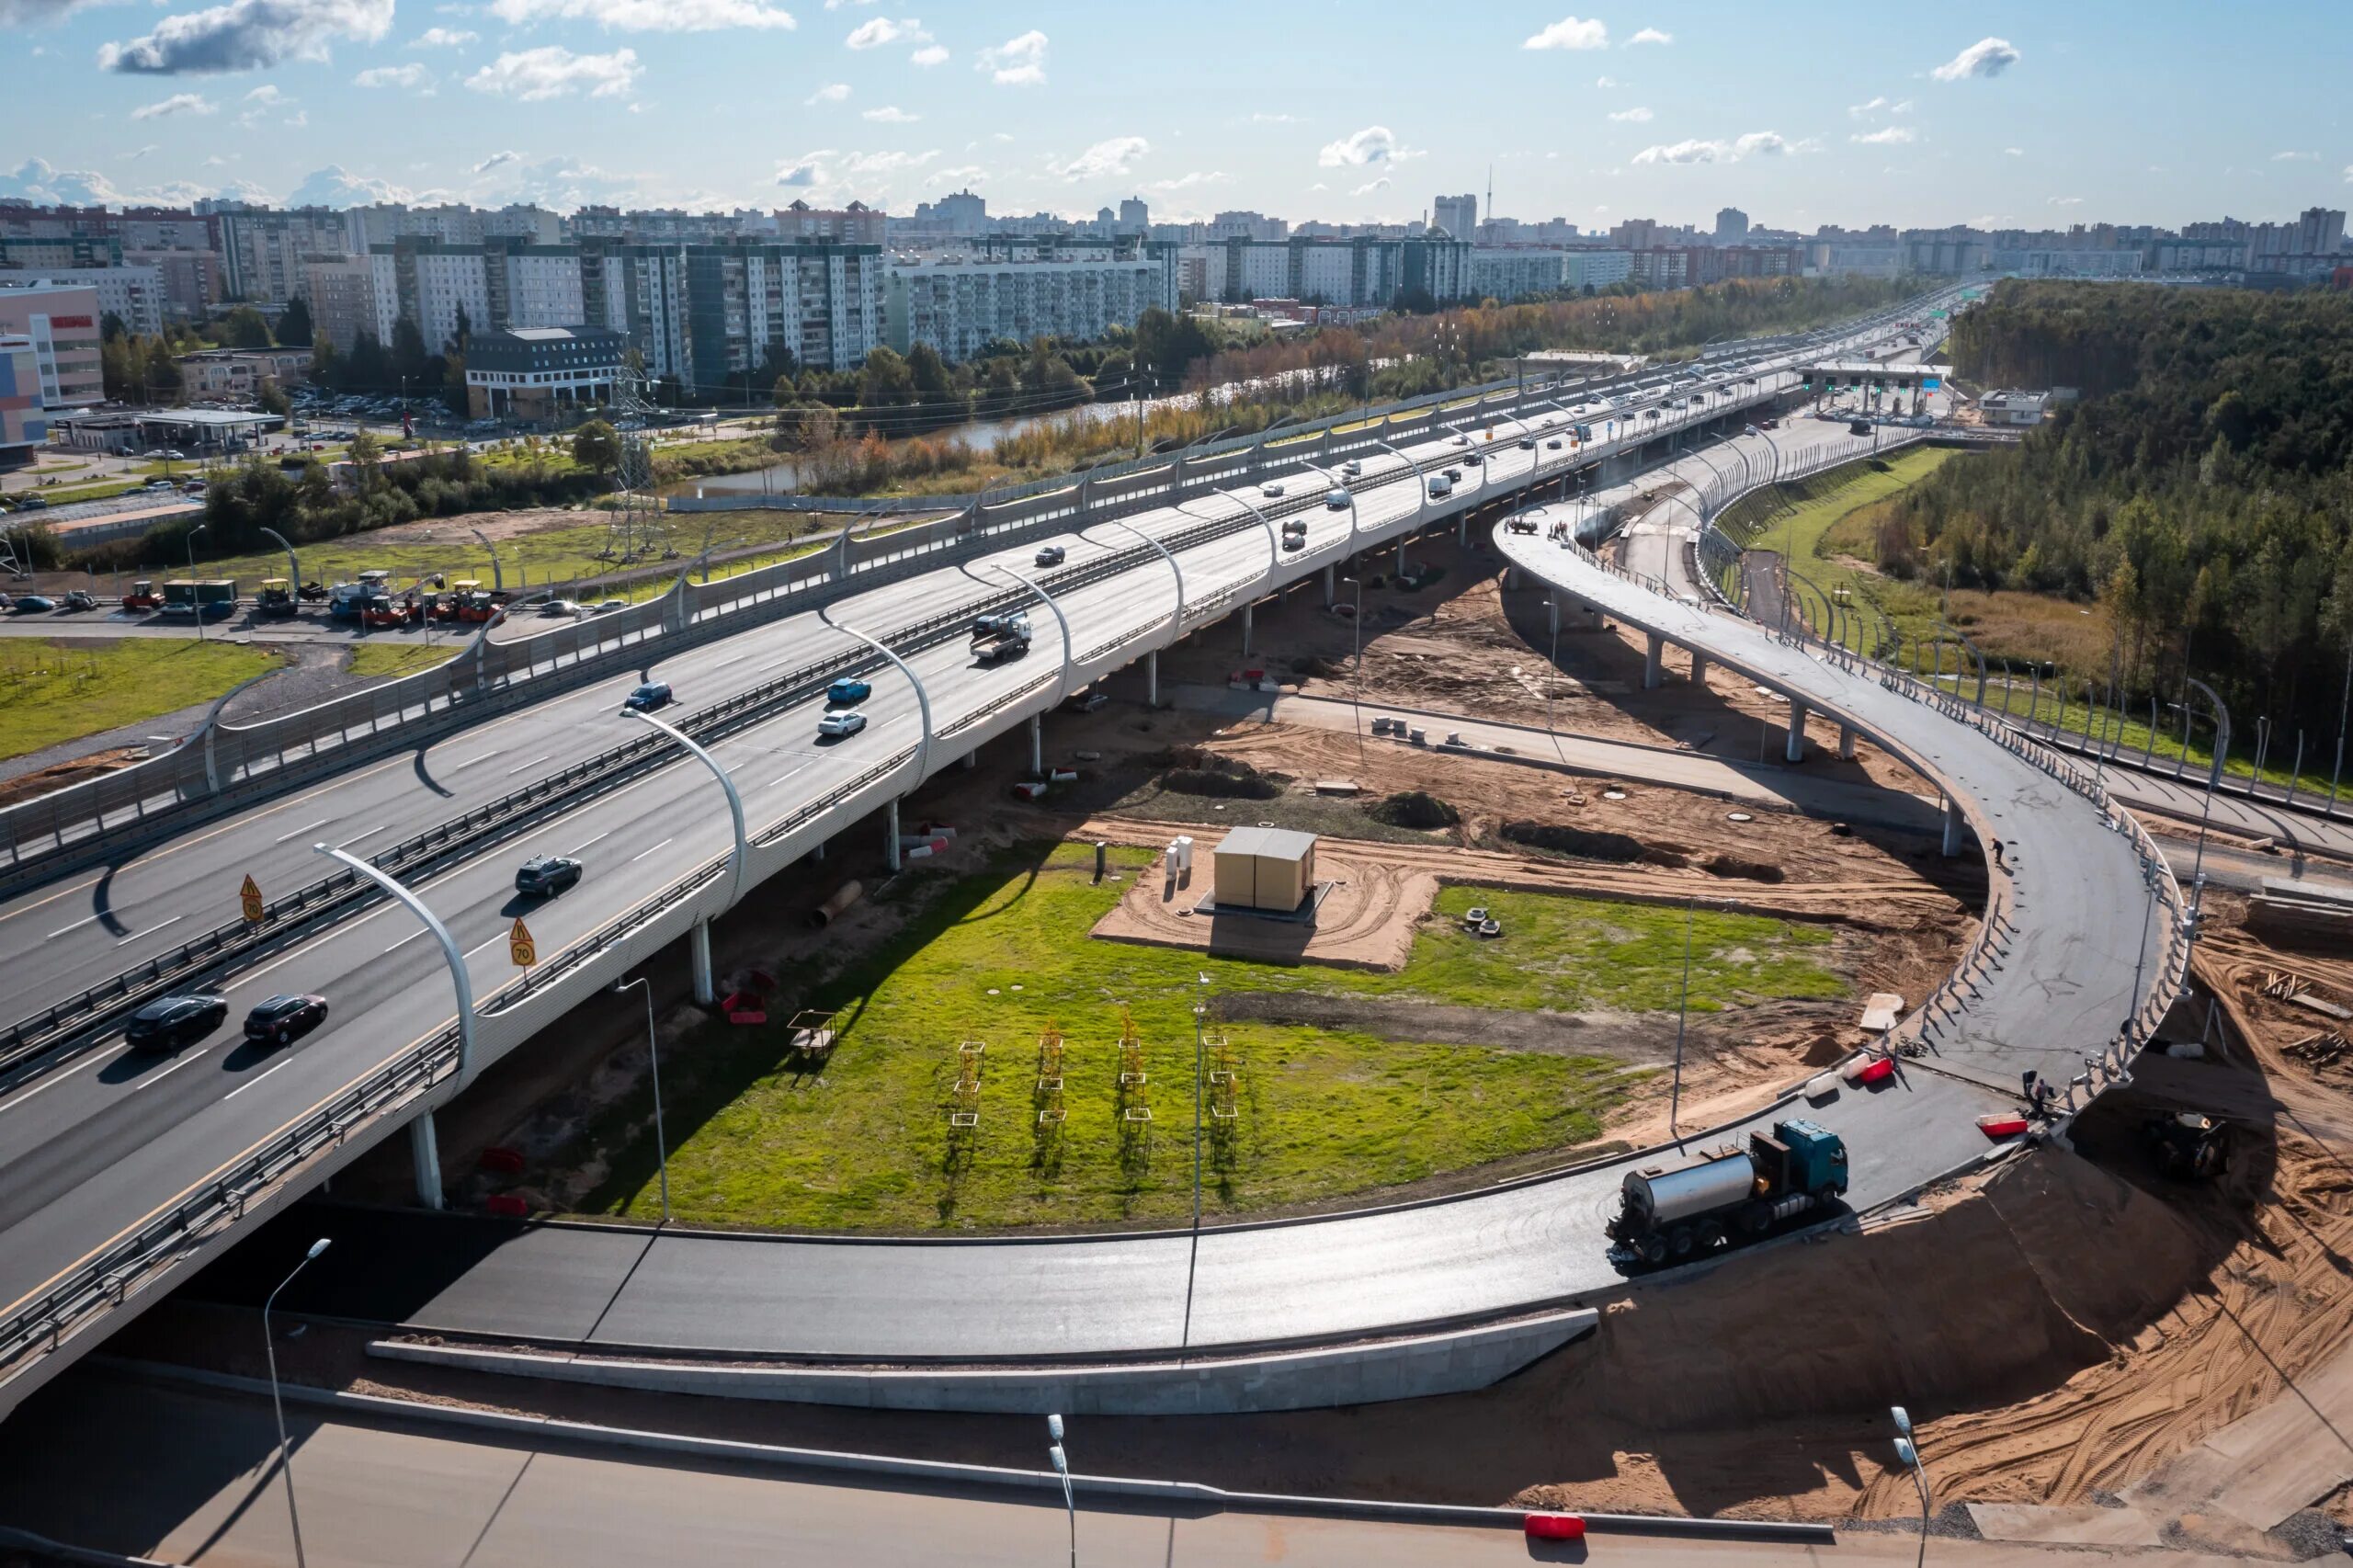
[1427,474,1455,500]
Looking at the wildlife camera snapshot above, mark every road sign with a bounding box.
[508,917,537,968]
[239,874,264,926]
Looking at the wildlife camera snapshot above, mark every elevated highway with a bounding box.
[0,291,1995,1415]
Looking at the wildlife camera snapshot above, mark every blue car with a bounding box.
[825,677,871,707]
[623,681,673,712]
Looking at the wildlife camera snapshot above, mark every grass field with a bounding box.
[574,842,1847,1231]
[0,639,282,761]
[345,642,458,680]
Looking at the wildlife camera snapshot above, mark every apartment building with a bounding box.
[301,256,378,352]
[369,239,494,352]
[884,249,1164,362]
[0,281,103,406]
[1181,234,1470,308]
[775,200,887,245]
[680,241,886,389]
[213,206,352,303]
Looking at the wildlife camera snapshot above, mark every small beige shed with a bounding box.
[1211,825,1318,913]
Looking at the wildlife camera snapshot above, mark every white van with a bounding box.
[1427,473,1455,500]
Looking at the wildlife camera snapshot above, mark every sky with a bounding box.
[1,0,2348,231]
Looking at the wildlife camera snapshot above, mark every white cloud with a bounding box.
[1353,176,1389,195]
[1608,107,1651,123]
[805,81,848,104]
[285,164,425,206]
[975,28,1044,85]
[492,0,793,28]
[1058,134,1147,182]
[2272,150,2319,163]
[1594,74,1617,87]
[1931,36,2019,82]
[244,83,286,102]
[1147,170,1227,191]
[775,151,832,187]
[1318,124,1412,168]
[411,25,476,45]
[0,159,124,206]
[1631,130,1790,166]
[845,14,921,47]
[99,0,393,74]
[1851,126,1915,145]
[355,62,428,87]
[1847,95,1889,117]
[471,153,642,207]
[910,42,945,65]
[131,91,218,119]
[861,104,917,122]
[465,45,642,100]
[1626,27,1670,44]
[2048,195,2083,207]
[0,0,104,24]
[1523,15,1606,50]
[1250,111,1300,124]
[2004,146,2024,156]
[473,149,522,173]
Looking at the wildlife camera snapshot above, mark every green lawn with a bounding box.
[0,639,282,761]
[346,642,459,680]
[1715,447,1957,653]
[572,843,1846,1231]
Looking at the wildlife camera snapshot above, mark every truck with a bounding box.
[971,610,1032,664]
[1606,1118,1849,1266]
[326,582,374,619]
[161,580,237,620]
[256,578,298,618]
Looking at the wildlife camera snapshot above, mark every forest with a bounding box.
[1885,279,2353,738]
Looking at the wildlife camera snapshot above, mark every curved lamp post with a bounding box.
[828,618,934,790]
[1096,517,1187,642]
[315,844,473,1079]
[622,708,746,909]
[986,561,1075,703]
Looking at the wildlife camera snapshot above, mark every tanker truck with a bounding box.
[1607,1118,1848,1266]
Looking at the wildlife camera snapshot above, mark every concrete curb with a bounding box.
[367,1307,1600,1415]
[95,1358,1837,1544]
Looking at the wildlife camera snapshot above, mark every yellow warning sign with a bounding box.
[508,917,537,968]
[239,874,264,925]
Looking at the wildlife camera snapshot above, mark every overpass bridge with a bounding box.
[0,290,1991,1417]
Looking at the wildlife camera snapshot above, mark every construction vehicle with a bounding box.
[972,610,1033,665]
[325,582,373,619]
[120,579,165,611]
[2144,1111,2231,1181]
[162,580,237,620]
[256,578,298,618]
[1607,1118,1849,1265]
[360,593,422,630]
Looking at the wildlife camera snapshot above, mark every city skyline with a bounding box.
[2,1,2349,230]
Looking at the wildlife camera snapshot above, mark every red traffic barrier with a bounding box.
[1842,1052,1897,1086]
[720,990,756,1014]
[485,1193,529,1217]
[1976,1112,2031,1140]
[727,1008,767,1026]
[743,968,779,995]
[1524,1512,1586,1540]
[477,1145,525,1175]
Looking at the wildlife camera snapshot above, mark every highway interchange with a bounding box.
[0,295,2003,1407]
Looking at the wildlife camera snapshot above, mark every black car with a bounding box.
[244,993,329,1048]
[515,854,583,896]
[124,993,229,1051]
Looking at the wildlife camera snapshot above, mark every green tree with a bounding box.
[277,295,314,348]
[219,305,273,349]
[858,346,915,408]
[347,426,381,490]
[571,418,622,477]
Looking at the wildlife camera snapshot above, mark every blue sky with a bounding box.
[2,0,2347,230]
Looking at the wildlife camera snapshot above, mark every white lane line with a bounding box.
[462,932,507,958]
[114,915,183,947]
[383,928,426,955]
[46,912,103,938]
[565,830,610,855]
[334,824,390,850]
[449,748,499,770]
[629,836,674,864]
[224,1058,291,1100]
[767,763,812,790]
[127,1048,210,1096]
[272,816,333,845]
[223,944,320,994]
[0,1040,136,1115]
[505,753,552,777]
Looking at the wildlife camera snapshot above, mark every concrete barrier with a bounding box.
[367,1306,1599,1415]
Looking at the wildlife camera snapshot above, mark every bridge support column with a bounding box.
[1941,796,1964,858]
[1241,600,1254,657]
[1457,511,1469,549]
[961,750,977,770]
[1689,651,1707,686]
[811,836,825,862]
[689,919,715,1006]
[1838,724,1858,761]
[1146,649,1160,709]
[885,797,902,872]
[410,1112,443,1210]
[1643,633,1665,690]
[1785,699,1808,763]
[1323,563,1336,607]
[1029,713,1042,773]
[1396,535,1410,578]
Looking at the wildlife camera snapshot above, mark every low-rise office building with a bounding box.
[175,347,313,399]
[464,324,623,420]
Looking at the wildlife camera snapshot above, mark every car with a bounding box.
[142,477,176,491]
[825,677,871,706]
[593,598,628,615]
[1463,450,1484,465]
[623,681,673,711]
[1258,480,1285,499]
[1849,420,1873,437]
[62,589,97,612]
[123,992,229,1051]
[1340,460,1363,479]
[163,449,186,461]
[514,855,583,897]
[1546,437,1564,449]
[1063,688,1108,713]
[538,599,585,618]
[817,709,868,739]
[183,479,207,494]
[9,595,55,613]
[1033,544,1065,567]
[1518,436,1536,449]
[1450,434,1471,448]
[1324,487,1350,511]
[244,993,328,1049]
[13,494,47,510]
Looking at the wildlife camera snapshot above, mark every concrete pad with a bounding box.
[1860,993,1906,1033]
[1964,1503,2163,1548]
[2128,1333,2353,1532]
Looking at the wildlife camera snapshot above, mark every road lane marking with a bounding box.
[272,816,334,845]
[767,764,812,789]
[334,825,389,850]
[462,932,506,958]
[505,753,551,776]
[449,749,499,770]
[223,1058,291,1100]
[0,1040,136,1116]
[565,831,609,855]
[114,915,183,947]
[383,928,426,954]
[629,837,674,864]
[125,1047,211,1096]
[46,912,103,938]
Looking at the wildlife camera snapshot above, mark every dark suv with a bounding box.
[244,994,329,1049]
[515,855,584,896]
[124,993,229,1051]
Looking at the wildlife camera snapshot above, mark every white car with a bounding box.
[817,710,868,739]
[1258,480,1285,499]
[538,599,585,618]
[1340,460,1363,478]
[1450,434,1472,447]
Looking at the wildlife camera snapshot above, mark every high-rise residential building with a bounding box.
[1715,207,1750,244]
[124,249,221,319]
[1207,210,1289,243]
[884,248,1166,362]
[301,256,378,352]
[0,281,104,406]
[775,200,886,245]
[1432,194,1478,241]
[1118,198,1149,235]
[369,239,494,353]
[215,207,351,303]
[1180,234,1470,308]
[682,241,886,390]
[912,189,989,236]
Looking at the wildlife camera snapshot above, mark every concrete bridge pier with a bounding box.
[1241,600,1254,656]
[1688,651,1708,685]
[1839,724,1858,761]
[1941,796,1965,857]
[1547,597,1560,638]
[1146,649,1160,708]
[885,797,902,872]
[1785,698,1809,763]
[411,1113,443,1210]
[961,750,977,770]
[689,920,715,1006]
[1323,563,1336,607]
[1029,713,1042,773]
[1643,633,1665,690]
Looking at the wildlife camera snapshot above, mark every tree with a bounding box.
[344,331,392,396]
[277,295,314,348]
[347,426,381,490]
[905,342,953,402]
[858,346,915,409]
[389,318,438,397]
[571,418,622,477]
[219,305,273,349]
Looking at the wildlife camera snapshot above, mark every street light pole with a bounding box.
[1891,1405,1931,1568]
[1046,1414,1076,1568]
[613,976,669,1222]
[265,1237,333,1568]
[187,523,208,642]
